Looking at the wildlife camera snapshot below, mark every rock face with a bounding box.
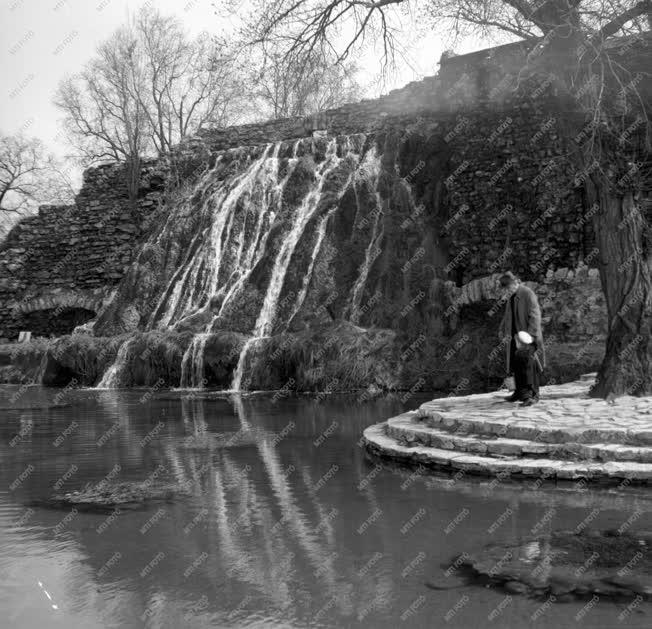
[32,479,190,513]
[3,37,646,391]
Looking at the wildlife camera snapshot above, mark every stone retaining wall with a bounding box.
[2,34,648,341]
[0,161,167,339]
[444,264,607,343]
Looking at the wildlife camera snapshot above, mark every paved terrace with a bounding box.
[363,375,652,483]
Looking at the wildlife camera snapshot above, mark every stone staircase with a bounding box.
[363,374,652,483]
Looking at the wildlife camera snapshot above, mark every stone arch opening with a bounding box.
[21,307,96,337]
[11,289,106,338]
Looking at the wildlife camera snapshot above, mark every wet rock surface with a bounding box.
[32,480,190,513]
[445,528,652,601]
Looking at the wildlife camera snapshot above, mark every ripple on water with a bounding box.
[1,385,652,628]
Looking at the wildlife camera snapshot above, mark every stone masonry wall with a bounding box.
[445,264,607,343]
[0,161,167,340]
[3,34,647,340]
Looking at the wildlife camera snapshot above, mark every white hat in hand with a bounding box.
[516,331,533,345]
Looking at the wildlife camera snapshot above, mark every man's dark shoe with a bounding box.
[504,393,523,402]
[520,397,537,407]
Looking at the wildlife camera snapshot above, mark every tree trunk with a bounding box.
[125,155,140,205]
[586,176,652,397]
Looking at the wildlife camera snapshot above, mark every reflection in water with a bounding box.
[1,386,652,628]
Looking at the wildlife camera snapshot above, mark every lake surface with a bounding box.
[1,385,651,628]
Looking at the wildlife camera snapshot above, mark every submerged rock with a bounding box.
[33,480,190,513]
[446,529,652,601]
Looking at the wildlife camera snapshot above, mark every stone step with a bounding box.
[363,424,652,483]
[416,395,652,447]
[386,413,652,463]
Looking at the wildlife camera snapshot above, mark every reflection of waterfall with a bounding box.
[256,438,350,611]
[209,396,347,608]
[96,339,133,388]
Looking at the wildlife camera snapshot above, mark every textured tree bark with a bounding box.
[586,177,652,397]
[124,155,141,204]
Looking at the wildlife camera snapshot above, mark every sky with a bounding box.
[0,0,497,161]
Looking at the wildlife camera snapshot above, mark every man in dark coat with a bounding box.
[498,271,546,403]
[512,331,541,405]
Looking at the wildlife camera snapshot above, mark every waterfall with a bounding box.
[95,132,395,390]
[151,144,281,329]
[285,206,337,330]
[254,138,339,339]
[215,140,302,321]
[96,339,133,388]
[33,352,49,384]
[348,148,384,324]
[349,192,384,324]
[179,333,211,388]
[230,336,260,392]
[151,141,304,390]
[229,138,349,391]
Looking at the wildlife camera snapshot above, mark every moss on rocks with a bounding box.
[118,331,190,387]
[244,321,400,392]
[40,335,124,386]
[36,479,190,513]
[0,338,52,383]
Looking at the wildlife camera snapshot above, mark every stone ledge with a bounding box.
[363,425,652,483]
[385,415,652,463]
[364,375,652,483]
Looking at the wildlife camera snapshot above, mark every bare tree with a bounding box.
[248,45,362,118]
[242,0,652,397]
[0,134,76,237]
[54,8,244,199]
[55,25,147,201]
[134,12,243,153]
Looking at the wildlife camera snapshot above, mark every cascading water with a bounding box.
[96,338,134,388]
[179,333,211,389]
[285,206,338,331]
[94,132,405,390]
[230,138,355,391]
[151,145,281,329]
[214,140,303,321]
[34,352,49,385]
[348,148,385,324]
[173,141,302,388]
